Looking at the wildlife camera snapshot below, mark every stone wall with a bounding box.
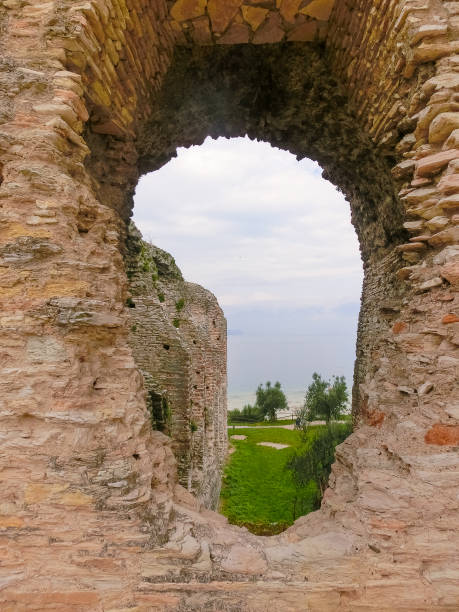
[166,0,335,46]
[0,0,458,609]
[126,224,227,509]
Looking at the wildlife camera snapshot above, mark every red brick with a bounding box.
[392,322,407,334]
[368,411,385,427]
[425,424,459,446]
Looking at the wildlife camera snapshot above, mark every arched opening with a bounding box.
[131,134,362,530]
[82,41,410,533]
[85,42,406,423]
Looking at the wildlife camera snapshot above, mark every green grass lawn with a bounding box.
[219,427,319,535]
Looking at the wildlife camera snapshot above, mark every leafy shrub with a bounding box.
[175,298,185,312]
[287,423,352,500]
[228,404,263,423]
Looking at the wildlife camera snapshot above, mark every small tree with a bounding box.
[255,381,288,422]
[301,373,348,425]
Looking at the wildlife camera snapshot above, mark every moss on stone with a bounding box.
[175,298,185,311]
[125,222,183,285]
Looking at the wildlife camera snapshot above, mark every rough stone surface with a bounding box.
[167,0,331,44]
[0,0,458,609]
[126,224,227,509]
[257,441,290,449]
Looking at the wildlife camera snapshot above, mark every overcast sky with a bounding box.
[134,136,363,395]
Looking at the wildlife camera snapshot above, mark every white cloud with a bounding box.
[134,136,362,311]
[134,137,363,392]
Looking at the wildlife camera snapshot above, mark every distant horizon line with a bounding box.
[228,388,307,395]
[228,383,353,395]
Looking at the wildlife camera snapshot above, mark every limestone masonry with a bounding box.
[0,0,459,610]
[126,223,227,510]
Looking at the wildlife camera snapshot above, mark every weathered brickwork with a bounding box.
[126,224,227,509]
[166,0,335,46]
[0,0,458,609]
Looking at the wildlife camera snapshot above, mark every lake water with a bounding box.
[228,389,305,418]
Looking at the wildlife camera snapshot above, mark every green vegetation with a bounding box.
[287,373,351,498]
[221,423,352,535]
[287,423,352,497]
[135,240,160,283]
[228,404,263,423]
[148,391,171,434]
[228,381,288,424]
[298,372,349,425]
[220,427,318,535]
[222,374,352,535]
[228,418,294,427]
[158,291,165,303]
[256,381,287,421]
[172,317,180,328]
[175,298,186,312]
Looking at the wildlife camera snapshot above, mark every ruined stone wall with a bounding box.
[165,0,334,45]
[126,225,227,509]
[0,0,458,609]
[326,0,459,417]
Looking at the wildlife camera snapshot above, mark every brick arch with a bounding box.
[0,0,458,608]
[137,44,405,254]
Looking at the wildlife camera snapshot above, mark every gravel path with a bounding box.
[228,421,327,430]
